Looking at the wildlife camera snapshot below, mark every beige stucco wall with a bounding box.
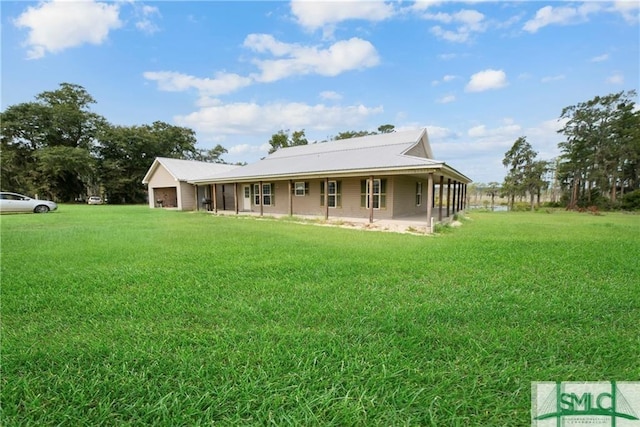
[146,164,197,211]
[392,176,429,218]
[242,177,400,220]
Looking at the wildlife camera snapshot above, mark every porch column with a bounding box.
[213,184,218,214]
[195,188,199,211]
[288,180,293,216]
[368,175,374,224]
[438,176,444,221]
[446,178,451,217]
[259,181,263,216]
[234,183,238,214]
[452,181,457,214]
[324,178,329,220]
[426,173,434,233]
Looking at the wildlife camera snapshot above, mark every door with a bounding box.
[243,185,251,211]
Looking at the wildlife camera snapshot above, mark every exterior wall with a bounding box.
[392,176,429,218]
[243,177,397,220]
[147,165,178,208]
[179,181,196,211]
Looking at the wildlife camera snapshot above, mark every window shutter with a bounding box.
[336,181,342,207]
[381,179,387,208]
[320,181,325,206]
[271,183,275,206]
[360,180,366,207]
[305,182,309,195]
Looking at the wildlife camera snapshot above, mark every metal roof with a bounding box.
[190,128,473,183]
[142,157,239,184]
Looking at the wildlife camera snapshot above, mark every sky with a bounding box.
[2,0,639,184]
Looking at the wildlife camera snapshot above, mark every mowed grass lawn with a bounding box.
[1,205,639,426]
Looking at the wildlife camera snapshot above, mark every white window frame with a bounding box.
[262,183,272,206]
[253,184,260,206]
[295,182,306,197]
[327,180,337,208]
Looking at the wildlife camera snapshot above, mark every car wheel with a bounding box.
[34,205,50,213]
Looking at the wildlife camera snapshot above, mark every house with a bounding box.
[142,128,472,232]
[142,157,239,210]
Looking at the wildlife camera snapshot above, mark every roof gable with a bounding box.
[142,158,239,184]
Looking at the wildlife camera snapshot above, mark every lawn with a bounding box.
[1,205,639,426]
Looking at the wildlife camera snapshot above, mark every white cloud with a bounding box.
[14,0,122,59]
[541,74,566,83]
[523,3,602,33]
[590,53,609,62]
[611,1,640,23]
[465,69,508,92]
[174,101,384,136]
[320,91,342,101]
[436,94,456,104]
[426,9,487,42]
[143,71,253,96]
[245,35,380,82]
[606,73,624,84]
[134,4,161,35]
[290,0,395,32]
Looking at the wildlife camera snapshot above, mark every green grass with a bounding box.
[2,206,639,426]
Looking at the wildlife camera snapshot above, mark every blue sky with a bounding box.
[2,1,639,183]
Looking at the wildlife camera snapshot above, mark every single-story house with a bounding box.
[143,128,472,232]
[142,157,239,210]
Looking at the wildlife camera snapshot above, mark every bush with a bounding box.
[621,190,640,210]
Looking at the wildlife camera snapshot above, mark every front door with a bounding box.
[243,185,251,211]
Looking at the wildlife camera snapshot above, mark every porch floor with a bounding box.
[204,208,462,235]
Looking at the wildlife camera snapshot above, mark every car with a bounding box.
[87,196,103,205]
[0,192,58,213]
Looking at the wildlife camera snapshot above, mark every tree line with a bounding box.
[483,90,638,211]
[1,83,230,203]
[3,83,637,209]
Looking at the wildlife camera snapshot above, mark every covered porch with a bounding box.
[193,172,469,234]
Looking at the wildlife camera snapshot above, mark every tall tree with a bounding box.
[502,137,538,210]
[97,122,197,203]
[0,83,106,201]
[557,90,639,208]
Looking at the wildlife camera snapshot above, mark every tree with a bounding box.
[192,144,228,163]
[268,129,309,154]
[97,122,197,203]
[557,90,639,208]
[502,136,538,210]
[485,182,501,210]
[0,83,106,201]
[377,124,395,134]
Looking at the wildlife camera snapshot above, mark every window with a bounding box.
[253,183,274,206]
[294,182,308,196]
[262,183,272,206]
[320,181,341,207]
[253,184,260,205]
[416,182,423,206]
[360,179,386,209]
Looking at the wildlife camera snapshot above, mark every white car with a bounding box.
[0,192,58,213]
[87,196,103,205]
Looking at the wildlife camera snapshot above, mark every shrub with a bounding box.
[621,189,640,210]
